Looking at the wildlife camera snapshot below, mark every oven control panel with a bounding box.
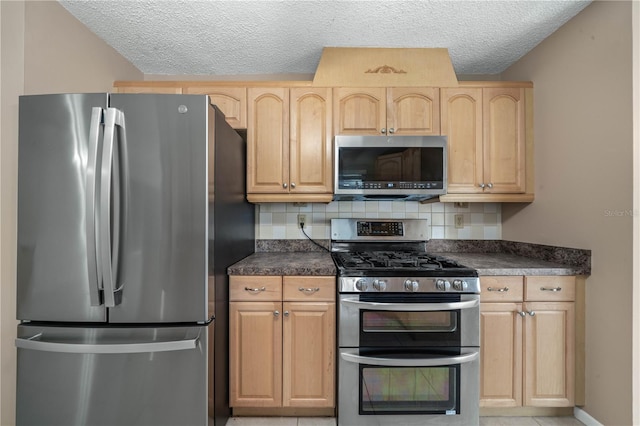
[330,218,429,241]
[339,276,481,294]
[357,221,403,237]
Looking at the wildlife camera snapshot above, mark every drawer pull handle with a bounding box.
[244,286,266,293]
[298,287,320,295]
[540,287,562,292]
[487,287,509,292]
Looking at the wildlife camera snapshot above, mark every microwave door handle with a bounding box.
[86,107,104,306]
[340,349,479,367]
[341,298,479,312]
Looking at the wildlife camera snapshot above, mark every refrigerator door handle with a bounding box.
[100,107,127,307]
[86,107,104,306]
[15,335,198,354]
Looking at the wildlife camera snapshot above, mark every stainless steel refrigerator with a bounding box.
[15,93,254,426]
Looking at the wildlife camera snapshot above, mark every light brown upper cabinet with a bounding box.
[334,87,440,136]
[440,85,533,202]
[247,87,333,203]
[183,86,246,129]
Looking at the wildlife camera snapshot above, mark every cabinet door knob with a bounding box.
[282,183,288,189]
[487,183,494,189]
[290,183,296,189]
[381,128,387,134]
[479,183,486,189]
[284,311,289,317]
[274,310,280,317]
[527,310,536,316]
[388,128,395,134]
[517,311,526,317]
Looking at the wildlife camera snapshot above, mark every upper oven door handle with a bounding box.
[340,297,479,312]
[340,348,479,367]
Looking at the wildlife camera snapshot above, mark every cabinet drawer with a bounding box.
[481,276,524,302]
[230,276,282,301]
[525,276,575,302]
[283,276,335,302]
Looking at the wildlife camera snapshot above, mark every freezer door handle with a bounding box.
[100,107,127,308]
[15,334,198,354]
[86,107,104,306]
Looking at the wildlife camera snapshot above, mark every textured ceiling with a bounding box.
[58,0,592,77]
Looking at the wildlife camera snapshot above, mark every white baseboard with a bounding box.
[574,407,604,426]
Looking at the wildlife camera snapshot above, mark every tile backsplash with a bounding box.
[256,201,501,240]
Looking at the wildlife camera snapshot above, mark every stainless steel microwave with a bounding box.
[334,135,447,201]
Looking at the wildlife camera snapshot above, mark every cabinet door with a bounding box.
[184,86,246,128]
[480,302,523,407]
[282,302,335,407]
[247,88,289,193]
[290,88,333,194]
[523,301,575,407]
[333,88,386,135]
[441,88,483,193]
[483,88,526,193]
[229,301,282,407]
[387,87,440,135]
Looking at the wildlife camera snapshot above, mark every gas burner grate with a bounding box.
[333,251,469,272]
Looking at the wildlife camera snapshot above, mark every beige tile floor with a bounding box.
[226,416,585,425]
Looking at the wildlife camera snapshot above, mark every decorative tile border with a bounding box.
[256,201,502,240]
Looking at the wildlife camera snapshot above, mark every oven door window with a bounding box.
[358,295,462,347]
[362,310,456,333]
[360,363,460,415]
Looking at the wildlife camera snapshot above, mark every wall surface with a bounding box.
[501,1,633,424]
[23,1,142,94]
[0,3,25,424]
[0,2,141,425]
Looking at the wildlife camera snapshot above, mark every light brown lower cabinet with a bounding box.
[229,275,335,409]
[480,276,576,408]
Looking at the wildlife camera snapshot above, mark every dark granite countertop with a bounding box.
[227,251,336,276]
[228,239,590,277]
[433,252,582,276]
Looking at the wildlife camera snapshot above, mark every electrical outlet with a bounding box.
[297,214,306,228]
[454,214,464,229]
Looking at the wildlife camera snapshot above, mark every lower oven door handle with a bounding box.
[340,349,479,367]
[341,297,479,312]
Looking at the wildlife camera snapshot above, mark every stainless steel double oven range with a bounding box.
[331,219,481,426]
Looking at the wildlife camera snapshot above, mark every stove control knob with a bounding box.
[373,279,387,292]
[355,279,369,292]
[452,279,468,291]
[404,279,419,292]
[436,279,451,291]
